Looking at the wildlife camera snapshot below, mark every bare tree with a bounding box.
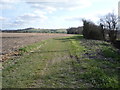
[100,12,118,42]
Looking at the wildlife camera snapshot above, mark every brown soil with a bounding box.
[1,33,73,61]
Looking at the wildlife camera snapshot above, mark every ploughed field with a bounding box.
[1,33,73,60]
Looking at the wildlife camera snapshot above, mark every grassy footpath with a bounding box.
[2,35,120,88]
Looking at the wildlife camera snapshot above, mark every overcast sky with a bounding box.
[0,0,119,30]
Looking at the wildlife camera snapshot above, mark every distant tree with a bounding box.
[100,12,118,42]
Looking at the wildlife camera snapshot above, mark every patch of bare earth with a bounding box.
[1,33,73,61]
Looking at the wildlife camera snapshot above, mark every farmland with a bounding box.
[2,33,120,88]
[1,33,73,60]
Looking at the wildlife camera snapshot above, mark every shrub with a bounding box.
[82,20,104,40]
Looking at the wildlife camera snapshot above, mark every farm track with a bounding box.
[1,33,73,61]
[2,35,120,88]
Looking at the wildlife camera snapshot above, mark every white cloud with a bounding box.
[63,5,119,24]
[1,6,48,29]
[0,16,7,21]
[26,0,92,12]
[13,19,26,24]
[1,0,119,29]
[45,6,56,13]
[0,0,20,9]
[63,13,100,24]
[29,3,56,13]
[19,13,47,21]
[20,13,39,20]
[0,0,20,4]
[65,16,82,21]
[26,0,91,3]
[5,11,48,28]
[34,9,47,15]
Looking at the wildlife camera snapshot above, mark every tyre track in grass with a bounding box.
[30,37,73,87]
[30,36,90,88]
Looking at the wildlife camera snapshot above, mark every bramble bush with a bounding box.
[82,20,104,40]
